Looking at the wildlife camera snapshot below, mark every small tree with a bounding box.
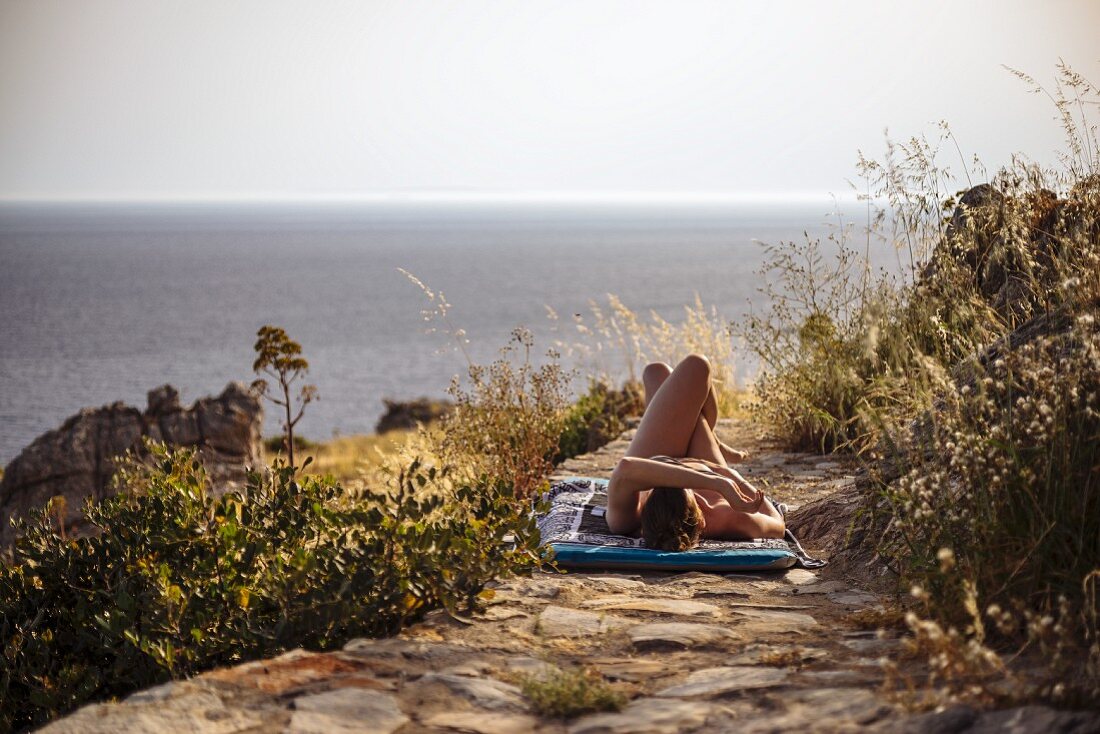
[251,325,317,468]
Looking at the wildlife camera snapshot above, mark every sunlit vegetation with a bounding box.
[741,64,1100,706]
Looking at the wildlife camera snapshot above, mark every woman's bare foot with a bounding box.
[719,442,748,464]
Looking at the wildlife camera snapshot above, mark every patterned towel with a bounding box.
[538,477,795,553]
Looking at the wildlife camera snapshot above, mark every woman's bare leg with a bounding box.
[640,360,746,463]
[626,355,713,460]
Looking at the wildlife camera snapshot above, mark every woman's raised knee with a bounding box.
[676,353,711,379]
[642,362,673,383]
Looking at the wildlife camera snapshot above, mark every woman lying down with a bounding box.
[606,355,785,551]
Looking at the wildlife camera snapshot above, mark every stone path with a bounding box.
[41,419,1100,733]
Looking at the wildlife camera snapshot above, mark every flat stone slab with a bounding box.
[537,605,632,637]
[580,576,649,593]
[417,673,527,712]
[827,590,880,608]
[780,569,820,586]
[569,697,713,734]
[656,666,789,698]
[37,681,274,734]
[783,580,848,596]
[479,606,529,622]
[629,622,737,649]
[422,711,541,734]
[721,687,891,733]
[289,688,409,733]
[728,608,818,633]
[689,583,752,599]
[579,596,722,617]
[725,644,828,665]
[591,657,678,682]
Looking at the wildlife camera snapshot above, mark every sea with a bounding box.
[0,199,898,463]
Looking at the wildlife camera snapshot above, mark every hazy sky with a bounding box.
[1,0,1098,201]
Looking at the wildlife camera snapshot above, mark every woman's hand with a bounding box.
[716,473,764,513]
[650,456,764,513]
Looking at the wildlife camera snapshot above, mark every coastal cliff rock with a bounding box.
[0,383,262,543]
[375,397,453,433]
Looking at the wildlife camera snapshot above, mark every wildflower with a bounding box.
[937,547,956,572]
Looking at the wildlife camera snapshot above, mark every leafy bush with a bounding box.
[262,434,317,454]
[0,442,543,732]
[556,379,644,463]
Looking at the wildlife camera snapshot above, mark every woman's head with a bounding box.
[640,487,703,551]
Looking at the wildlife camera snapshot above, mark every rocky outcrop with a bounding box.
[923,179,1100,324]
[0,383,262,543]
[374,397,453,433]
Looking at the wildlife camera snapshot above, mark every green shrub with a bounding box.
[519,665,625,718]
[262,434,317,454]
[0,442,543,732]
[556,380,644,463]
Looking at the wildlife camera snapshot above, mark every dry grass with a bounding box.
[551,293,743,415]
[518,665,626,719]
[293,430,419,484]
[741,63,1100,706]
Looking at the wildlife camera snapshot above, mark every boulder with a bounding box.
[0,383,262,544]
[374,397,452,433]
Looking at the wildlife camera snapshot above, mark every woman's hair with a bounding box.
[640,487,703,551]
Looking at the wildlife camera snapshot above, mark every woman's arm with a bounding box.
[606,456,762,534]
[683,458,785,538]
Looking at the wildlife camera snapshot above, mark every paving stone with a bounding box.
[729,607,819,633]
[842,637,901,655]
[737,687,890,732]
[591,657,677,682]
[288,687,408,733]
[579,596,722,617]
[783,579,848,596]
[38,682,273,734]
[629,622,737,649]
[439,660,493,677]
[725,644,828,665]
[490,577,563,600]
[342,637,463,661]
[500,656,557,678]
[887,704,1100,734]
[827,590,880,608]
[688,583,752,599]
[783,687,890,724]
[124,681,180,703]
[479,606,529,622]
[418,673,527,712]
[581,576,648,593]
[206,648,373,695]
[797,669,884,687]
[422,711,541,734]
[781,568,821,586]
[568,697,713,734]
[537,605,632,637]
[725,601,815,610]
[656,666,789,697]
